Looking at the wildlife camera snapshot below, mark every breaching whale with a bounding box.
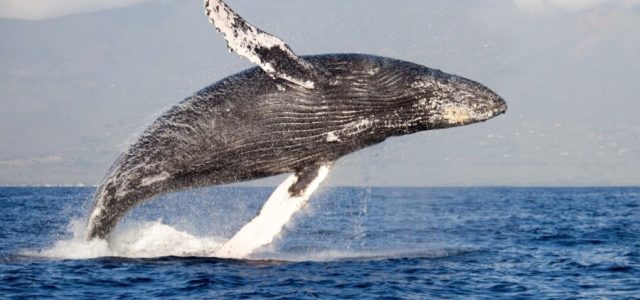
[86,0,507,241]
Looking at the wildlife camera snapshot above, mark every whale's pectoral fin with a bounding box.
[215,164,332,259]
[204,0,324,89]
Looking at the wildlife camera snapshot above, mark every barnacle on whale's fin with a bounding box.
[204,0,323,89]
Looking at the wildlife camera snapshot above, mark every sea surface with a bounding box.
[0,186,638,299]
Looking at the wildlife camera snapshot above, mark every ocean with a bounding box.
[0,186,638,299]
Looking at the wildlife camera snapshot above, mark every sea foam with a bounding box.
[35,219,224,259]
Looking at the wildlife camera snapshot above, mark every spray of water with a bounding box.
[33,219,224,259]
[33,214,462,261]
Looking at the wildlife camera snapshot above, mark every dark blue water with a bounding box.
[1,187,639,299]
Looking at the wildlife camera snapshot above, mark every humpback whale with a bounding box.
[86,0,507,240]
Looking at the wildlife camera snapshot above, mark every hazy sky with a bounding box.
[1,0,639,186]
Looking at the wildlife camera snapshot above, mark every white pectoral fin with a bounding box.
[214,164,332,259]
[203,0,322,89]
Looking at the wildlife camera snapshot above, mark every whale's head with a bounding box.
[320,55,507,137]
[309,54,507,142]
[404,67,507,131]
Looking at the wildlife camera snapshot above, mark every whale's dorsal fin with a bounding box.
[204,0,321,89]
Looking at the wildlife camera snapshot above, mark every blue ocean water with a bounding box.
[0,186,638,299]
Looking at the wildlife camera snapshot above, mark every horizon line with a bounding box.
[0,184,639,189]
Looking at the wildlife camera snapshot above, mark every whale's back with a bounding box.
[129,54,412,186]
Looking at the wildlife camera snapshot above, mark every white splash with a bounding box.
[34,219,224,259]
[33,217,460,262]
[214,165,331,259]
[256,248,471,262]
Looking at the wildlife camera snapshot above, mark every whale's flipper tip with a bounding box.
[203,0,322,89]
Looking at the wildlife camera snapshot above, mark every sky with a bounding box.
[0,0,639,186]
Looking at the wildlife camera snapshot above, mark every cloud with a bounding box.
[514,0,640,13]
[0,0,153,21]
[0,155,63,167]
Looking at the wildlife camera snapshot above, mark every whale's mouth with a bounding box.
[494,98,508,116]
[474,94,508,122]
[483,98,508,121]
